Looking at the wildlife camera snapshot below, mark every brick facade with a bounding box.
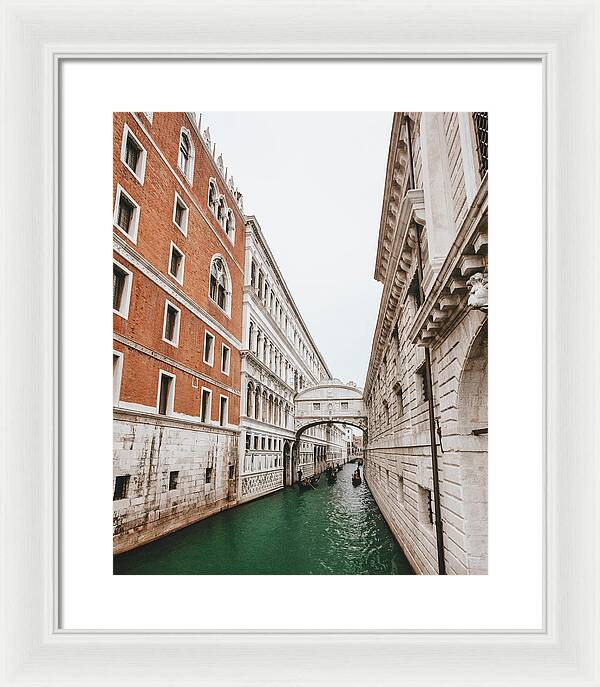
[113,112,246,554]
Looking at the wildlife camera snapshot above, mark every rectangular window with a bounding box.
[173,193,189,236]
[418,485,434,525]
[113,351,123,405]
[253,436,259,449]
[120,125,146,183]
[168,470,179,491]
[113,185,140,242]
[221,345,230,375]
[245,434,251,450]
[394,381,404,415]
[205,467,213,483]
[162,301,181,346]
[112,261,132,318]
[219,395,228,426]
[157,372,175,415]
[228,465,235,480]
[398,475,405,505]
[261,437,266,450]
[313,402,321,411]
[168,242,185,284]
[200,388,212,423]
[416,362,430,404]
[113,475,130,501]
[341,402,348,410]
[203,331,215,365]
[472,112,488,177]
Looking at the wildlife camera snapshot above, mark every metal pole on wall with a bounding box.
[405,114,447,575]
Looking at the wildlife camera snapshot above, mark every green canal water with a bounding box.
[114,464,413,575]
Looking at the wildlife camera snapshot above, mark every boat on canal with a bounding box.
[325,465,337,485]
[352,468,362,486]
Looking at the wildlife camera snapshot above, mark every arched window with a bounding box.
[254,387,261,420]
[217,197,226,226]
[178,129,195,183]
[225,209,235,241]
[246,382,254,417]
[262,390,268,422]
[208,179,218,213]
[209,256,230,313]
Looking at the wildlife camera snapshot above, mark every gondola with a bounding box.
[309,474,320,487]
[352,475,362,487]
[298,478,313,492]
[324,465,337,485]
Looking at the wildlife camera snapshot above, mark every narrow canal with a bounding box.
[114,464,413,575]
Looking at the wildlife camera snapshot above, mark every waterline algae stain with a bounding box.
[114,465,413,575]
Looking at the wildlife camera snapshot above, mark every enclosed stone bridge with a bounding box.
[294,379,367,438]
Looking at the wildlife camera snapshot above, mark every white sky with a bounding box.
[202,112,391,387]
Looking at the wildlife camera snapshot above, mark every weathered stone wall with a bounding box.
[365,112,488,575]
[366,310,487,575]
[113,411,239,554]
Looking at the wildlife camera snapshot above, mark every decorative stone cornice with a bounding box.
[408,176,488,345]
[364,189,425,396]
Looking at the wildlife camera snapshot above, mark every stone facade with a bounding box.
[239,217,345,501]
[113,112,246,553]
[364,112,488,575]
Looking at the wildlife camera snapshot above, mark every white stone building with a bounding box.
[239,216,345,502]
[364,112,488,575]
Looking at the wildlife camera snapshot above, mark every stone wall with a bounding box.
[113,410,239,554]
[366,310,487,575]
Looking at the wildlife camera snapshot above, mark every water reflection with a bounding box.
[114,464,414,575]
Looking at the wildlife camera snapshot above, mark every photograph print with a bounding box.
[112,111,488,575]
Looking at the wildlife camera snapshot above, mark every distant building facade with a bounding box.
[239,217,345,502]
[364,112,488,575]
[112,112,246,553]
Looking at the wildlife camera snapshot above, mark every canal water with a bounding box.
[114,464,413,575]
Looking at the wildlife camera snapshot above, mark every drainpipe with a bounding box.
[405,114,446,575]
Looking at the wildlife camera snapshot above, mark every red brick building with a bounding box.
[112,112,246,553]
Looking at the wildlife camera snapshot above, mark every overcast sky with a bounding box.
[203,112,391,388]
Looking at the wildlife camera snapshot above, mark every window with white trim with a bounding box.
[208,179,218,214]
[219,395,229,427]
[172,192,189,236]
[178,128,195,183]
[203,331,215,366]
[113,351,123,405]
[162,300,181,347]
[221,344,230,375]
[113,185,140,242]
[225,209,235,243]
[200,387,212,423]
[168,242,185,284]
[157,371,175,416]
[113,260,132,318]
[120,124,146,183]
[208,256,231,314]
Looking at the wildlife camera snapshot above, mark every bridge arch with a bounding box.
[292,379,368,480]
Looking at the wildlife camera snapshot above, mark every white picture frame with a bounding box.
[1,0,598,685]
